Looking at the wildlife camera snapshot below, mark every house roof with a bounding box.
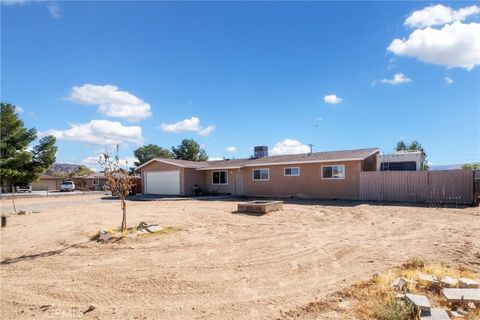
[73,173,106,179]
[137,148,379,170]
[38,174,62,180]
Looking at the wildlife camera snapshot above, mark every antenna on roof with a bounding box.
[308,144,314,154]
[104,136,109,157]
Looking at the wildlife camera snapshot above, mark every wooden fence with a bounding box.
[359,170,474,204]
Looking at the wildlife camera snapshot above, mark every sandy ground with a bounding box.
[1,194,479,320]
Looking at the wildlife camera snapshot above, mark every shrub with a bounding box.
[374,301,414,320]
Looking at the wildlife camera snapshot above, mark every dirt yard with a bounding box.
[1,194,479,319]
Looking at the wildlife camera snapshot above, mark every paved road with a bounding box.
[0,193,112,212]
[0,190,105,197]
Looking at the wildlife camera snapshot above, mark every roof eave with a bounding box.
[136,158,189,170]
[196,166,242,171]
[242,158,367,167]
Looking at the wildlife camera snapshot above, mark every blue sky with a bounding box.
[1,1,479,169]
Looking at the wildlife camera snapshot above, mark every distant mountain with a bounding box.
[430,164,462,171]
[46,163,92,175]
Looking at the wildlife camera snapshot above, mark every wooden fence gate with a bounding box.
[359,170,474,204]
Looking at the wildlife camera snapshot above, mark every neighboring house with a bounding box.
[138,147,379,199]
[73,173,142,194]
[377,151,425,171]
[31,174,62,191]
[73,173,108,191]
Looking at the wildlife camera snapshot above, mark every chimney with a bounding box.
[254,146,268,158]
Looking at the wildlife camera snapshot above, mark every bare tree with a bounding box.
[99,153,133,232]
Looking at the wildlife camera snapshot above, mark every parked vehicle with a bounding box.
[15,184,32,193]
[60,181,75,192]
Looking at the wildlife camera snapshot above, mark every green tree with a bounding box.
[462,163,480,170]
[395,141,407,151]
[395,140,429,170]
[133,144,172,166]
[1,103,57,211]
[74,166,94,177]
[171,139,208,161]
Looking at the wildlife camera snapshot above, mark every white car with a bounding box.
[60,181,75,192]
[15,184,32,193]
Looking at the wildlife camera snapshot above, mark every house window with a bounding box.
[380,162,417,171]
[284,167,300,176]
[252,169,269,181]
[322,165,345,179]
[212,171,227,184]
[93,179,99,185]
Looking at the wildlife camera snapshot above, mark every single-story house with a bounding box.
[73,173,142,194]
[137,147,379,199]
[31,174,62,191]
[73,173,108,191]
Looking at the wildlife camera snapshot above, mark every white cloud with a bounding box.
[208,157,224,161]
[160,117,216,136]
[380,73,412,85]
[388,21,480,70]
[82,154,138,171]
[226,146,236,153]
[323,94,343,104]
[444,76,454,84]
[198,125,215,136]
[405,4,479,28]
[161,117,201,132]
[14,106,24,114]
[271,139,310,156]
[40,120,143,145]
[47,2,60,18]
[68,84,152,122]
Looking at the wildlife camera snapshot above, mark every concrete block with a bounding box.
[391,277,407,291]
[419,308,450,320]
[440,276,458,287]
[419,273,439,284]
[146,225,162,233]
[406,293,431,311]
[99,231,111,241]
[443,288,480,303]
[459,278,479,288]
[449,310,464,318]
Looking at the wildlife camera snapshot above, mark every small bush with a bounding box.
[374,301,414,320]
[402,257,425,270]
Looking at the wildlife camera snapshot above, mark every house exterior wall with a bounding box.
[140,161,184,195]
[204,169,236,195]
[73,178,107,191]
[240,161,362,199]
[362,152,378,171]
[183,168,206,196]
[31,178,61,191]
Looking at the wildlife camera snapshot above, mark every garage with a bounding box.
[31,175,61,191]
[145,171,180,195]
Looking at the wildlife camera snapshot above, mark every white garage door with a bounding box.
[145,171,180,195]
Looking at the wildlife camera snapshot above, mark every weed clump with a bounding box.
[374,301,414,320]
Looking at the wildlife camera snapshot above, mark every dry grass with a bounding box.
[91,225,179,241]
[341,258,479,320]
[136,226,179,238]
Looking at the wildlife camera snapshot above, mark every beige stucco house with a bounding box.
[31,174,62,191]
[137,147,379,200]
